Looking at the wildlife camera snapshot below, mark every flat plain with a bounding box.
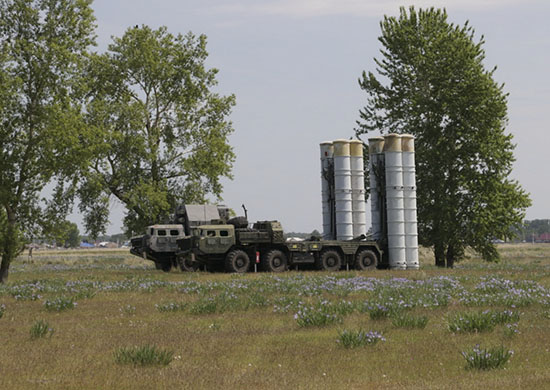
[1,244,550,389]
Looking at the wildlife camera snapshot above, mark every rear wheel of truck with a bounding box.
[262,249,288,272]
[355,249,378,271]
[177,255,199,272]
[156,261,171,272]
[316,250,342,271]
[225,249,250,273]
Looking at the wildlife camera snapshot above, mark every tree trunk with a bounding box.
[445,244,455,268]
[0,258,8,284]
[0,215,19,284]
[434,242,446,267]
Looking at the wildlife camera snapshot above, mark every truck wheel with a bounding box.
[355,249,378,271]
[177,255,198,272]
[316,250,342,272]
[262,249,288,272]
[157,261,171,272]
[225,249,250,273]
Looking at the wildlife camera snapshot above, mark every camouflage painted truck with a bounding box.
[176,219,384,273]
[130,204,230,272]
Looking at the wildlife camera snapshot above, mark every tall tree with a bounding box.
[0,0,95,282]
[356,7,531,267]
[81,25,235,237]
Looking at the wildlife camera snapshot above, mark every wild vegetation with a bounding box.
[1,244,549,389]
[356,7,531,266]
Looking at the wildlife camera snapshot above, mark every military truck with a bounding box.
[130,204,230,271]
[176,219,383,273]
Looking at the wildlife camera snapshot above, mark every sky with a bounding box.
[86,0,549,235]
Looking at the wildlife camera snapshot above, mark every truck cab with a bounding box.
[130,224,185,271]
[196,225,236,254]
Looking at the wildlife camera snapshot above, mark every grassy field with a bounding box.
[1,245,550,389]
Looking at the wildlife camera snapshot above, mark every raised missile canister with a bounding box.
[401,134,419,269]
[350,140,367,237]
[384,134,406,269]
[368,137,385,241]
[332,139,353,241]
[320,141,335,240]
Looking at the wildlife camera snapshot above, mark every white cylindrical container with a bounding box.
[384,134,406,269]
[350,140,367,237]
[320,142,334,240]
[402,134,419,269]
[333,139,353,241]
[368,137,385,241]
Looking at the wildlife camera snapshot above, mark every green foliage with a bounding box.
[392,313,429,329]
[43,221,80,248]
[337,329,386,348]
[356,7,531,266]
[43,297,77,311]
[515,219,550,242]
[30,319,54,339]
[114,345,173,366]
[448,310,519,333]
[81,25,236,237]
[294,302,342,327]
[461,345,513,370]
[0,0,96,282]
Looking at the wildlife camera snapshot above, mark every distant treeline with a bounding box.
[512,220,550,242]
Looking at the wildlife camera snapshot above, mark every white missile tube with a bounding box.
[350,140,367,237]
[384,134,406,269]
[333,139,353,240]
[401,135,419,269]
[320,141,334,240]
[368,137,385,241]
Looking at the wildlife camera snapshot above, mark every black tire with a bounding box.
[355,249,378,271]
[177,255,199,272]
[225,249,250,273]
[262,249,288,272]
[316,250,342,271]
[157,261,171,272]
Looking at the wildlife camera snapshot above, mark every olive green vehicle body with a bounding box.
[129,204,230,271]
[177,220,384,273]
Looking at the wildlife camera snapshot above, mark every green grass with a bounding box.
[337,329,385,348]
[114,344,174,366]
[43,296,77,311]
[461,345,514,370]
[0,244,550,389]
[30,319,54,339]
[391,313,429,329]
[448,310,520,333]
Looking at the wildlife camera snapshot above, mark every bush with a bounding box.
[392,313,428,329]
[189,298,219,314]
[461,345,513,370]
[294,302,342,327]
[337,329,386,348]
[114,345,174,366]
[448,310,519,333]
[30,320,54,339]
[43,297,76,312]
[364,304,393,320]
